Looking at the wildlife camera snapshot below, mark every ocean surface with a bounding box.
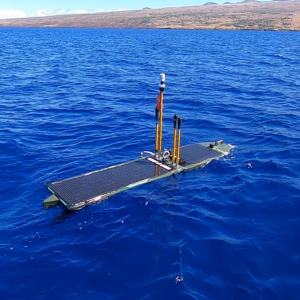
[0,28,299,300]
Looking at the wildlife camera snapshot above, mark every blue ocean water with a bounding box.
[0,28,299,299]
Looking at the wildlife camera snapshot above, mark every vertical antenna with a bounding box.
[172,114,178,163]
[176,118,182,165]
[157,73,165,156]
[155,107,159,156]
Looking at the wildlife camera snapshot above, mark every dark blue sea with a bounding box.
[0,28,299,300]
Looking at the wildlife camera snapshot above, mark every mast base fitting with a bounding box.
[172,158,186,168]
[176,159,186,166]
[209,140,224,149]
[179,158,186,166]
[159,84,165,92]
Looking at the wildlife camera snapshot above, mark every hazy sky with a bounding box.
[0,0,252,19]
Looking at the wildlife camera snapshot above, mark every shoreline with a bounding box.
[1,1,300,31]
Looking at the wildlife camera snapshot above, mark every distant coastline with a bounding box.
[0,0,300,31]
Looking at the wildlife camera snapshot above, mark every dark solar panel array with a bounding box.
[48,159,169,207]
[180,144,221,165]
[47,143,221,208]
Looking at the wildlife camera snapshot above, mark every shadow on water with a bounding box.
[49,205,74,225]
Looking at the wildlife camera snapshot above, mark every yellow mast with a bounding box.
[176,118,182,165]
[172,115,178,162]
[156,74,165,158]
[159,92,164,154]
[155,108,159,155]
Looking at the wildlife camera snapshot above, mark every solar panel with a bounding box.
[46,143,227,209]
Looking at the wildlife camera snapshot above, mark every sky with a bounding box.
[0,0,248,19]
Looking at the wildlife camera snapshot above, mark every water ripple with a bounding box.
[0,28,300,300]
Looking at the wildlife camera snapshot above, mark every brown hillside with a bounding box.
[0,0,300,31]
